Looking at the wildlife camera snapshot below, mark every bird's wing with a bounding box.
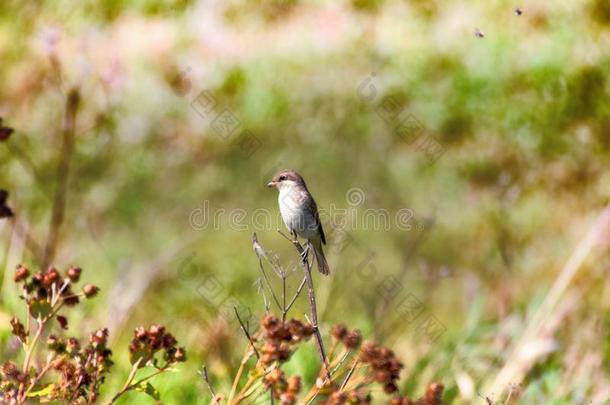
[308,194,326,245]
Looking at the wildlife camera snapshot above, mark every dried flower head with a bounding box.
[56,315,69,330]
[425,382,444,405]
[14,264,29,282]
[66,266,82,282]
[129,324,185,367]
[82,284,99,298]
[343,329,362,349]
[331,324,348,340]
[358,341,403,393]
[287,375,301,394]
[10,316,26,343]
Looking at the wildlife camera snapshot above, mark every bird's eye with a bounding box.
[279,175,286,181]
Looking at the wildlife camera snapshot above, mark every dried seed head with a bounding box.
[384,382,398,394]
[14,265,29,282]
[66,337,80,354]
[163,333,177,349]
[280,392,296,405]
[44,267,61,288]
[82,284,99,298]
[327,391,347,405]
[263,367,285,389]
[149,324,165,337]
[174,347,187,362]
[347,389,372,404]
[262,313,279,329]
[287,375,301,394]
[358,341,403,391]
[343,329,362,349]
[90,328,109,349]
[56,315,69,330]
[331,324,348,340]
[285,318,314,342]
[47,334,65,352]
[32,271,44,285]
[425,382,444,405]
[135,326,147,340]
[10,316,26,342]
[66,266,82,282]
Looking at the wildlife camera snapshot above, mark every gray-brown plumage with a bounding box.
[267,170,329,275]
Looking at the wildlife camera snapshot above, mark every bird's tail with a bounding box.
[311,239,330,275]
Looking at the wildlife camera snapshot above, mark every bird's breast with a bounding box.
[278,188,317,238]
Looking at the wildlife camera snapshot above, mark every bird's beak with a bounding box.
[267,181,277,188]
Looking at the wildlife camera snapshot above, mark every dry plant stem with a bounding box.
[330,349,352,375]
[234,372,264,403]
[17,298,65,404]
[108,358,143,404]
[257,257,282,312]
[42,88,80,269]
[22,299,66,375]
[283,276,307,320]
[285,234,331,380]
[233,372,259,403]
[24,355,56,398]
[340,359,359,390]
[22,319,44,374]
[200,365,216,397]
[228,347,256,404]
[302,354,361,404]
[281,273,286,322]
[234,307,260,359]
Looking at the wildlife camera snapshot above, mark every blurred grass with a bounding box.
[1,0,609,403]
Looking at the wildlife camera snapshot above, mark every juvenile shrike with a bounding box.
[267,170,330,275]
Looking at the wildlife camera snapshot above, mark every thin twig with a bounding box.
[23,355,56,398]
[108,358,142,404]
[257,257,282,312]
[198,365,215,396]
[340,359,359,390]
[281,271,287,322]
[234,307,259,359]
[331,349,352,376]
[228,345,256,403]
[255,278,271,312]
[284,276,307,316]
[282,232,331,380]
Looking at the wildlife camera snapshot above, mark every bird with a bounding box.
[267,169,330,275]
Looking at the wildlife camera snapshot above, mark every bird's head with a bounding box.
[267,169,307,191]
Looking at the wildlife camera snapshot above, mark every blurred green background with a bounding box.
[1,0,609,403]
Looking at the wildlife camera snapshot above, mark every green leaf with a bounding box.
[27,384,54,397]
[134,381,160,400]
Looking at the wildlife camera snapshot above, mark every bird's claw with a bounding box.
[300,245,310,263]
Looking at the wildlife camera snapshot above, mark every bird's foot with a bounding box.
[300,245,310,263]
